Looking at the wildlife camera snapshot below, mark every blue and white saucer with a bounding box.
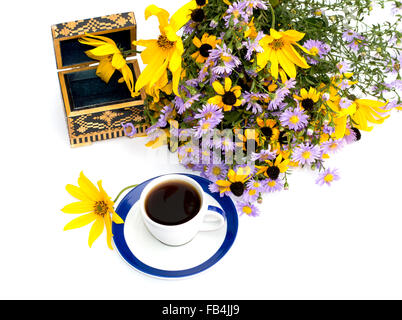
[112,174,239,279]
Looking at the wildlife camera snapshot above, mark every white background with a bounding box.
[0,0,401,300]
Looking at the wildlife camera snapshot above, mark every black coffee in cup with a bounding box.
[145,180,202,226]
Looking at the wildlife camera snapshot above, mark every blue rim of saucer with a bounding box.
[112,174,238,278]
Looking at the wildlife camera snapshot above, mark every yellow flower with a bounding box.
[61,172,124,249]
[208,77,242,111]
[78,34,136,97]
[257,29,310,79]
[294,87,320,112]
[244,17,258,39]
[256,154,290,180]
[191,33,221,63]
[256,118,280,144]
[326,86,356,139]
[351,99,389,131]
[216,166,252,196]
[134,3,196,98]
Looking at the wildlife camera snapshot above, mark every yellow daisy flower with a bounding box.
[134,3,196,97]
[191,33,221,63]
[293,87,320,112]
[78,34,136,97]
[62,172,124,249]
[351,99,389,131]
[216,166,252,196]
[257,28,310,79]
[208,77,242,111]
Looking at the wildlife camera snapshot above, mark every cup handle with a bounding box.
[199,205,226,232]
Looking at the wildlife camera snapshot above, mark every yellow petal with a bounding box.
[77,173,101,201]
[145,5,170,33]
[193,36,202,48]
[65,184,91,201]
[63,213,97,230]
[88,217,105,248]
[276,49,296,79]
[224,77,232,92]
[169,0,197,33]
[62,201,95,214]
[104,213,113,250]
[270,51,279,79]
[212,81,225,95]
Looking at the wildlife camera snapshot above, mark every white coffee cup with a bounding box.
[139,174,225,246]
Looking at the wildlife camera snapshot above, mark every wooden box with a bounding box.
[51,12,148,147]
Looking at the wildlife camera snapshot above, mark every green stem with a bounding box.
[113,185,138,203]
[270,4,276,29]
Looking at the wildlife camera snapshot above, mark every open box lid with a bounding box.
[51,12,137,70]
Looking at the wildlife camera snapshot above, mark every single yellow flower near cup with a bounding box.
[62,172,124,249]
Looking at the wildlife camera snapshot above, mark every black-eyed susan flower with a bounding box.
[256,118,280,141]
[293,87,320,112]
[191,33,221,63]
[256,154,290,180]
[257,29,311,79]
[62,172,124,249]
[208,77,242,111]
[216,166,252,196]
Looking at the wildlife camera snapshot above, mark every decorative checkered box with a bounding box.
[51,12,148,147]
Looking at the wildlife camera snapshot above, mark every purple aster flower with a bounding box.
[236,201,260,217]
[224,1,248,27]
[321,139,344,154]
[174,93,202,114]
[336,61,351,73]
[339,97,353,109]
[316,168,340,186]
[210,44,241,76]
[242,91,268,114]
[194,119,220,138]
[242,31,264,61]
[279,107,309,131]
[205,162,229,181]
[251,149,276,162]
[292,143,322,166]
[347,34,365,52]
[342,30,356,42]
[194,103,224,124]
[241,185,260,203]
[121,122,136,137]
[303,40,330,64]
[265,178,284,193]
[247,178,266,193]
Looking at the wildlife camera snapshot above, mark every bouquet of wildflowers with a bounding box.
[131,0,402,217]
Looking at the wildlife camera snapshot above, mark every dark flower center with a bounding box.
[230,182,245,197]
[222,91,237,105]
[191,9,205,22]
[301,98,314,112]
[261,127,273,139]
[199,44,213,58]
[266,166,280,180]
[351,127,361,141]
[94,201,108,216]
[196,0,206,5]
[157,35,175,50]
[278,131,289,144]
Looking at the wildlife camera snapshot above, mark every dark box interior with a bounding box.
[64,63,140,111]
[59,29,132,68]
